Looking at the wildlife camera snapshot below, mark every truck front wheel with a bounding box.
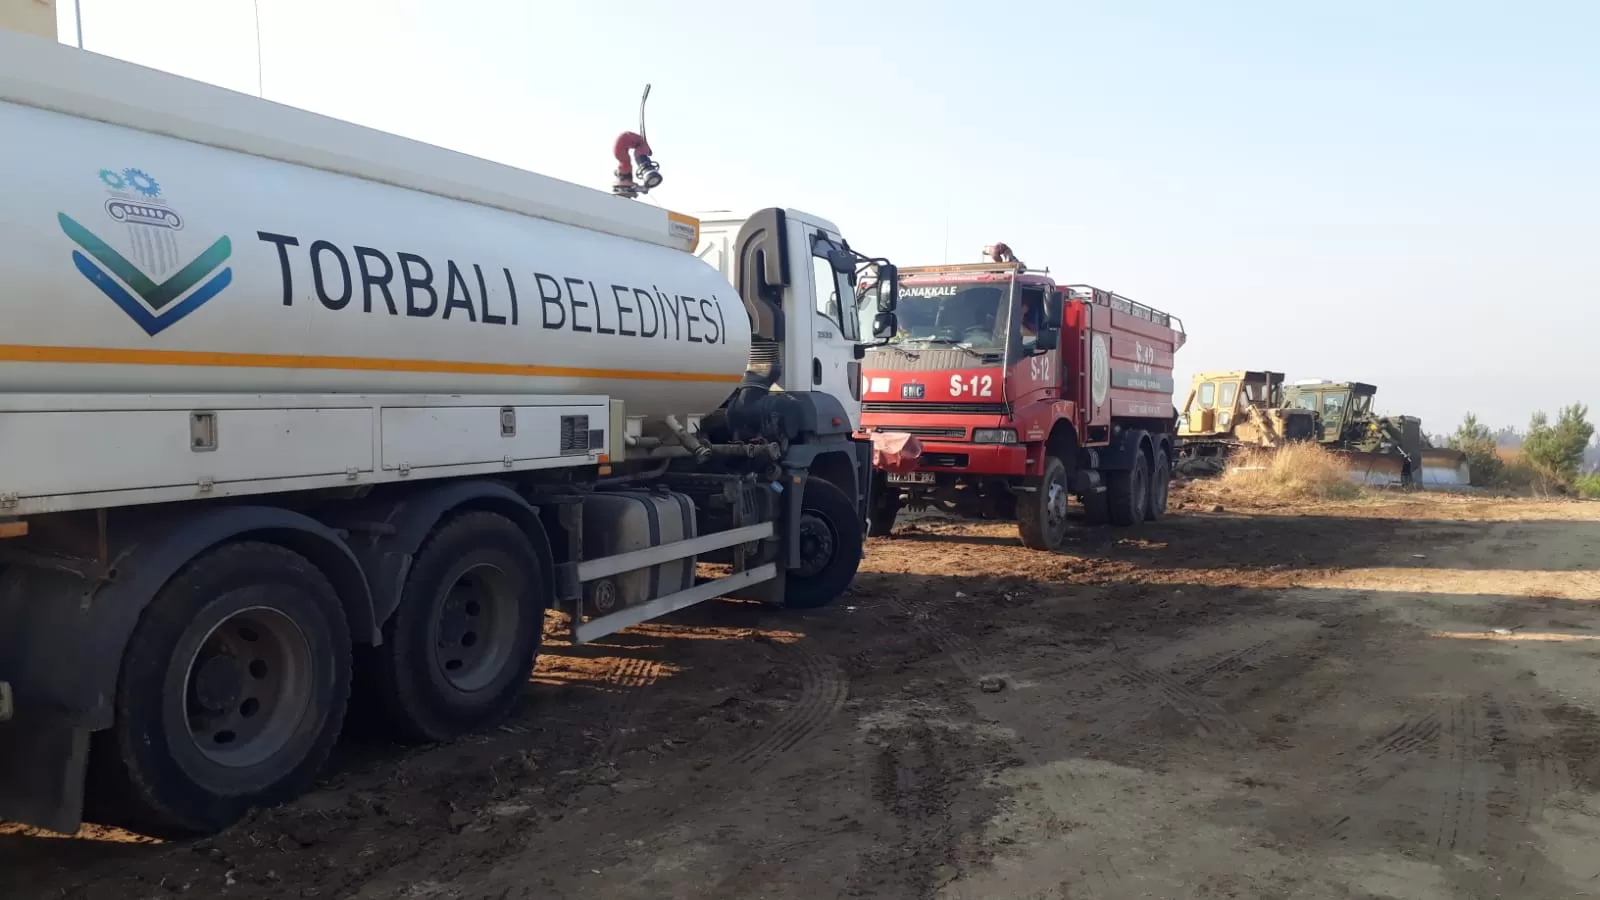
[1017,455,1071,550]
[1107,454,1151,526]
[363,511,545,743]
[88,542,351,838]
[785,477,864,609]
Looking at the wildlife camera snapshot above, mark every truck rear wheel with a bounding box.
[1017,455,1071,550]
[785,477,863,609]
[1107,454,1151,526]
[1147,447,1172,521]
[88,542,350,837]
[363,512,545,743]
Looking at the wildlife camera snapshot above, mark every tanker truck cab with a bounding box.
[0,32,898,838]
[859,246,1186,551]
[695,209,876,432]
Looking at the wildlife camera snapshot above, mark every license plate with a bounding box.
[888,471,935,484]
[901,383,925,399]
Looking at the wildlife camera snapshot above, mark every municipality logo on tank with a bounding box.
[58,167,233,336]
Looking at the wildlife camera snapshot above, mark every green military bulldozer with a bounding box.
[1282,380,1470,488]
[1175,372,1471,488]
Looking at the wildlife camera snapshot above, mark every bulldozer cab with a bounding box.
[1179,370,1285,438]
[1286,381,1376,443]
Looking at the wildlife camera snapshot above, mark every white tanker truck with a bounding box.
[0,33,901,837]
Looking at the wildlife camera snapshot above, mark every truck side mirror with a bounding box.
[873,311,898,340]
[1031,289,1063,352]
[875,264,899,312]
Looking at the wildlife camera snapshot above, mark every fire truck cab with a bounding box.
[858,247,1186,550]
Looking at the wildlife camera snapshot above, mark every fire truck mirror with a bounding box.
[874,264,899,312]
[873,311,898,340]
[1033,325,1060,352]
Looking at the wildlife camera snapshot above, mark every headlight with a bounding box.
[973,429,1019,444]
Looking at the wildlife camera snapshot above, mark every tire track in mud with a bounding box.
[855,717,964,900]
[880,590,1324,898]
[461,635,853,899]
[878,591,1128,896]
[1428,696,1493,861]
[729,638,849,770]
[1322,712,1443,841]
[1500,703,1573,887]
[596,655,665,762]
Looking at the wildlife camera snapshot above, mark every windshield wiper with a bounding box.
[909,337,986,358]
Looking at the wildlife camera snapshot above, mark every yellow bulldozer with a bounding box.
[1175,372,1472,488]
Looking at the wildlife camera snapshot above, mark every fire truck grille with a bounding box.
[862,401,1011,416]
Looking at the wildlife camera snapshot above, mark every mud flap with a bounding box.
[0,714,90,834]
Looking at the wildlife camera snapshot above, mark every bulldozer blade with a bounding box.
[1418,448,1472,489]
[1338,450,1408,488]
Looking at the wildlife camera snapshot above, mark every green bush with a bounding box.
[1577,474,1600,499]
[1448,412,1503,487]
[1523,404,1594,482]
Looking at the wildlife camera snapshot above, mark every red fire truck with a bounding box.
[858,246,1186,550]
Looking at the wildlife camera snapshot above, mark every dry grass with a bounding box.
[1214,443,1365,502]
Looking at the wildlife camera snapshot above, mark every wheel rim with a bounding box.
[427,562,520,693]
[1044,469,1069,536]
[182,606,313,769]
[795,510,838,579]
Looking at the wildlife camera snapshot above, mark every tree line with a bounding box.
[1446,404,1599,496]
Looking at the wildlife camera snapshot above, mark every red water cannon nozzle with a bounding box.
[612,85,663,199]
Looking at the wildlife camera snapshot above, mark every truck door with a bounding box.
[803,226,865,429]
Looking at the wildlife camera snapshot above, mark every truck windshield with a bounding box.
[885,281,1010,349]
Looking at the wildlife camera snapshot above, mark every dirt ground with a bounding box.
[7,486,1600,899]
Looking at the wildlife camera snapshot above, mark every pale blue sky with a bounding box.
[58,0,1599,433]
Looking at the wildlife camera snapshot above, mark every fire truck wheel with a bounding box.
[868,473,900,537]
[785,477,864,609]
[1147,447,1172,521]
[1107,454,1151,526]
[1017,456,1071,550]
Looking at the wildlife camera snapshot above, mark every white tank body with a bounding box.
[0,99,751,425]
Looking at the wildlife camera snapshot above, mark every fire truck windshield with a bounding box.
[879,282,1010,349]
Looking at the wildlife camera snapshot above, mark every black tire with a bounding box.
[362,511,545,743]
[867,472,900,537]
[785,477,864,609]
[1107,453,1151,526]
[868,502,899,538]
[1147,446,1172,521]
[87,542,351,838]
[1017,455,1071,550]
[1082,490,1109,525]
